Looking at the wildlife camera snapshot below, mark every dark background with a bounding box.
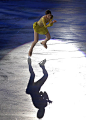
[0,0,86,59]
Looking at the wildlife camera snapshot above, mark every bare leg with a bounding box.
[28,30,39,56]
[41,32,51,49]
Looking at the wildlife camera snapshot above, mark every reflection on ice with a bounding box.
[0,40,86,120]
[35,40,86,120]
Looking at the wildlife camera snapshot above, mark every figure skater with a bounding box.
[28,9,57,56]
[26,58,52,119]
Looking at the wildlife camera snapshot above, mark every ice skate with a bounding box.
[39,59,46,66]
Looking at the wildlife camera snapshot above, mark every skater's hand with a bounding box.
[50,20,57,24]
[48,100,53,104]
[53,20,57,23]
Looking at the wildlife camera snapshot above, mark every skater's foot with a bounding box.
[39,59,46,66]
[41,42,47,49]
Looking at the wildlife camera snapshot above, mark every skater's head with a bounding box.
[37,108,45,119]
[45,10,52,19]
[45,9,51,15]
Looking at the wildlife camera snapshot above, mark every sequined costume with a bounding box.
[33,16,53,35]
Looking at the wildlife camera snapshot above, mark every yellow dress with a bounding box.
[33,16,53,35]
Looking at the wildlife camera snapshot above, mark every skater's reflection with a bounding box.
[26,58,52,119]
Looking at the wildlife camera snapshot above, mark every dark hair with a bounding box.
[51,15,53,19]
[45,10,51,15]
[37,108,45,119]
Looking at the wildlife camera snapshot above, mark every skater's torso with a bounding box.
[30,91,47,108]
[37,16,52,27]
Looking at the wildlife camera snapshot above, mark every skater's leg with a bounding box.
[28,30,39,56]
[26,58,35,94]
[41,32,51,49]
[35,60,48,91]
[45,31,51,43]
[28,58,35,85]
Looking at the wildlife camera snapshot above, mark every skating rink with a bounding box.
[0,40,86,120]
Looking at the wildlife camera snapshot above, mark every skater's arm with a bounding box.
[44,92,53,103]
[42,17,53,28]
